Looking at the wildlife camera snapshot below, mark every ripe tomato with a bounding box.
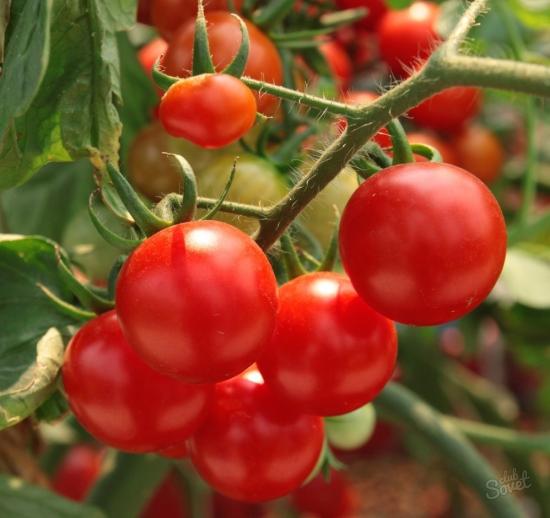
[52,445,103,501]
[127,122,226,200]
[138,0,152,25]
[336,0,388,31]
[299,166,358,249]
[378,1,440,77]
[291,469,360,518]
[196,153,288,235]
[138,37,168,77]
[319,40,353,92]
[158,441,188,459]
[163,11,283,114]
[340,91,391,147]
[189,371,324,502]
[339,162,507,326]
[141,472,188,518]
[159,74,257,148]
[451,125,504,183]
[151,0,243,40]
[258,272,397,416]
[212,492,266,518]
[408,87,482,133]
[115,221,278,384]
[406,131,458,164]
[62,311,213,452]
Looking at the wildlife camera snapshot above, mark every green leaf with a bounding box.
[509,0,550,29]
[0,235,81,430]
[496,247,550,309]
[0,474,104,518]
[1,160,95,242]
[0,0,10,65]
[0,0,135,189]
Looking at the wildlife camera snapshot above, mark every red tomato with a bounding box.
[138,0,152,25]
[212,492,266,518]
[378,1,440,77]
[319,40,353,92]
[138,37,168,76]
[259,272,397,416]
[189,371,325,502]
[158,441,188,459]
[408,87,482,133]
[62,311,213,452]
[159,74,257,148]
[163,11,283,114]
[141,472,188,518]
[451,125,505,183]
[336,0,388,30]
[291,469,360,518]
[115,221,278,384]
[151,0,243,40]
[339,91,391,147]
[406,131,459,164]
[339,162,507,326]
[52,445,103,502]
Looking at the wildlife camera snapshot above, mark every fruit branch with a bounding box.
[375,383,524,518]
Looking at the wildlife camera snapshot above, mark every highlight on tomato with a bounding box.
[115,220,278,384]
[258,272,397,416]
[62,311,213,452]
[339,162,507,326]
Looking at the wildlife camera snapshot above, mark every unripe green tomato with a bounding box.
[299,166,359,248]
[325,403,376,451]
[196,154,288,234]
[61,208,122,284]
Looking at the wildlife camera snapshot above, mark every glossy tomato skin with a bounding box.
[319,40,353,92]
[115,221,278,384]
[163,11,282,114]
[339,162,507,326]
[159,74,257,148]
[63,311,213,452]
[291,469,360,518]
[52,445,103,502]
[189,372,325,502]
[451,125,504,183]
[336,0,388,31]
[409,87,482,133]
[158,441,189,459]
[151,0,243,40]
[378,1,440,77]
[258,272,397,416]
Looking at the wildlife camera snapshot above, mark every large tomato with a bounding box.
[163,11,283,114]
[127,122,225,200]
[335,0,388,31]
[52,445,103,502]
[138,37,168,77]
[189,370,325,502]
[409,87,482,133]
[339,162,507,326]
[196,153,287,234]
[62,311,213,452]
[451,125,505,183]
[115,221,278,384]
[378,1,440,77]
[159,74,257,148]
[151,0,243,40]
[258,272,397,416]
[299,166,358,248]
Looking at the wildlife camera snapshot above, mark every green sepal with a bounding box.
[222,15,250,78]
[152,57,179,92]
[253,0,295,30]
[387,119,414,165]
[201,160,237,220]
[280,233,308,279]
[410,143,443,162]
[192,1,215,75]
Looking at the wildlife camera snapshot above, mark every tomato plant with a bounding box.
[339,162,507,325]
[259,272,397,416]
[62,311,213,452]
[162,11,283,114]
[189,370,325,502]
[115,221,278,383]
[159,74,257,148]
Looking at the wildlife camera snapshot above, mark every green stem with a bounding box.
[446,417,550,455]
[196,196,268,219]
[375,383,525,518]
